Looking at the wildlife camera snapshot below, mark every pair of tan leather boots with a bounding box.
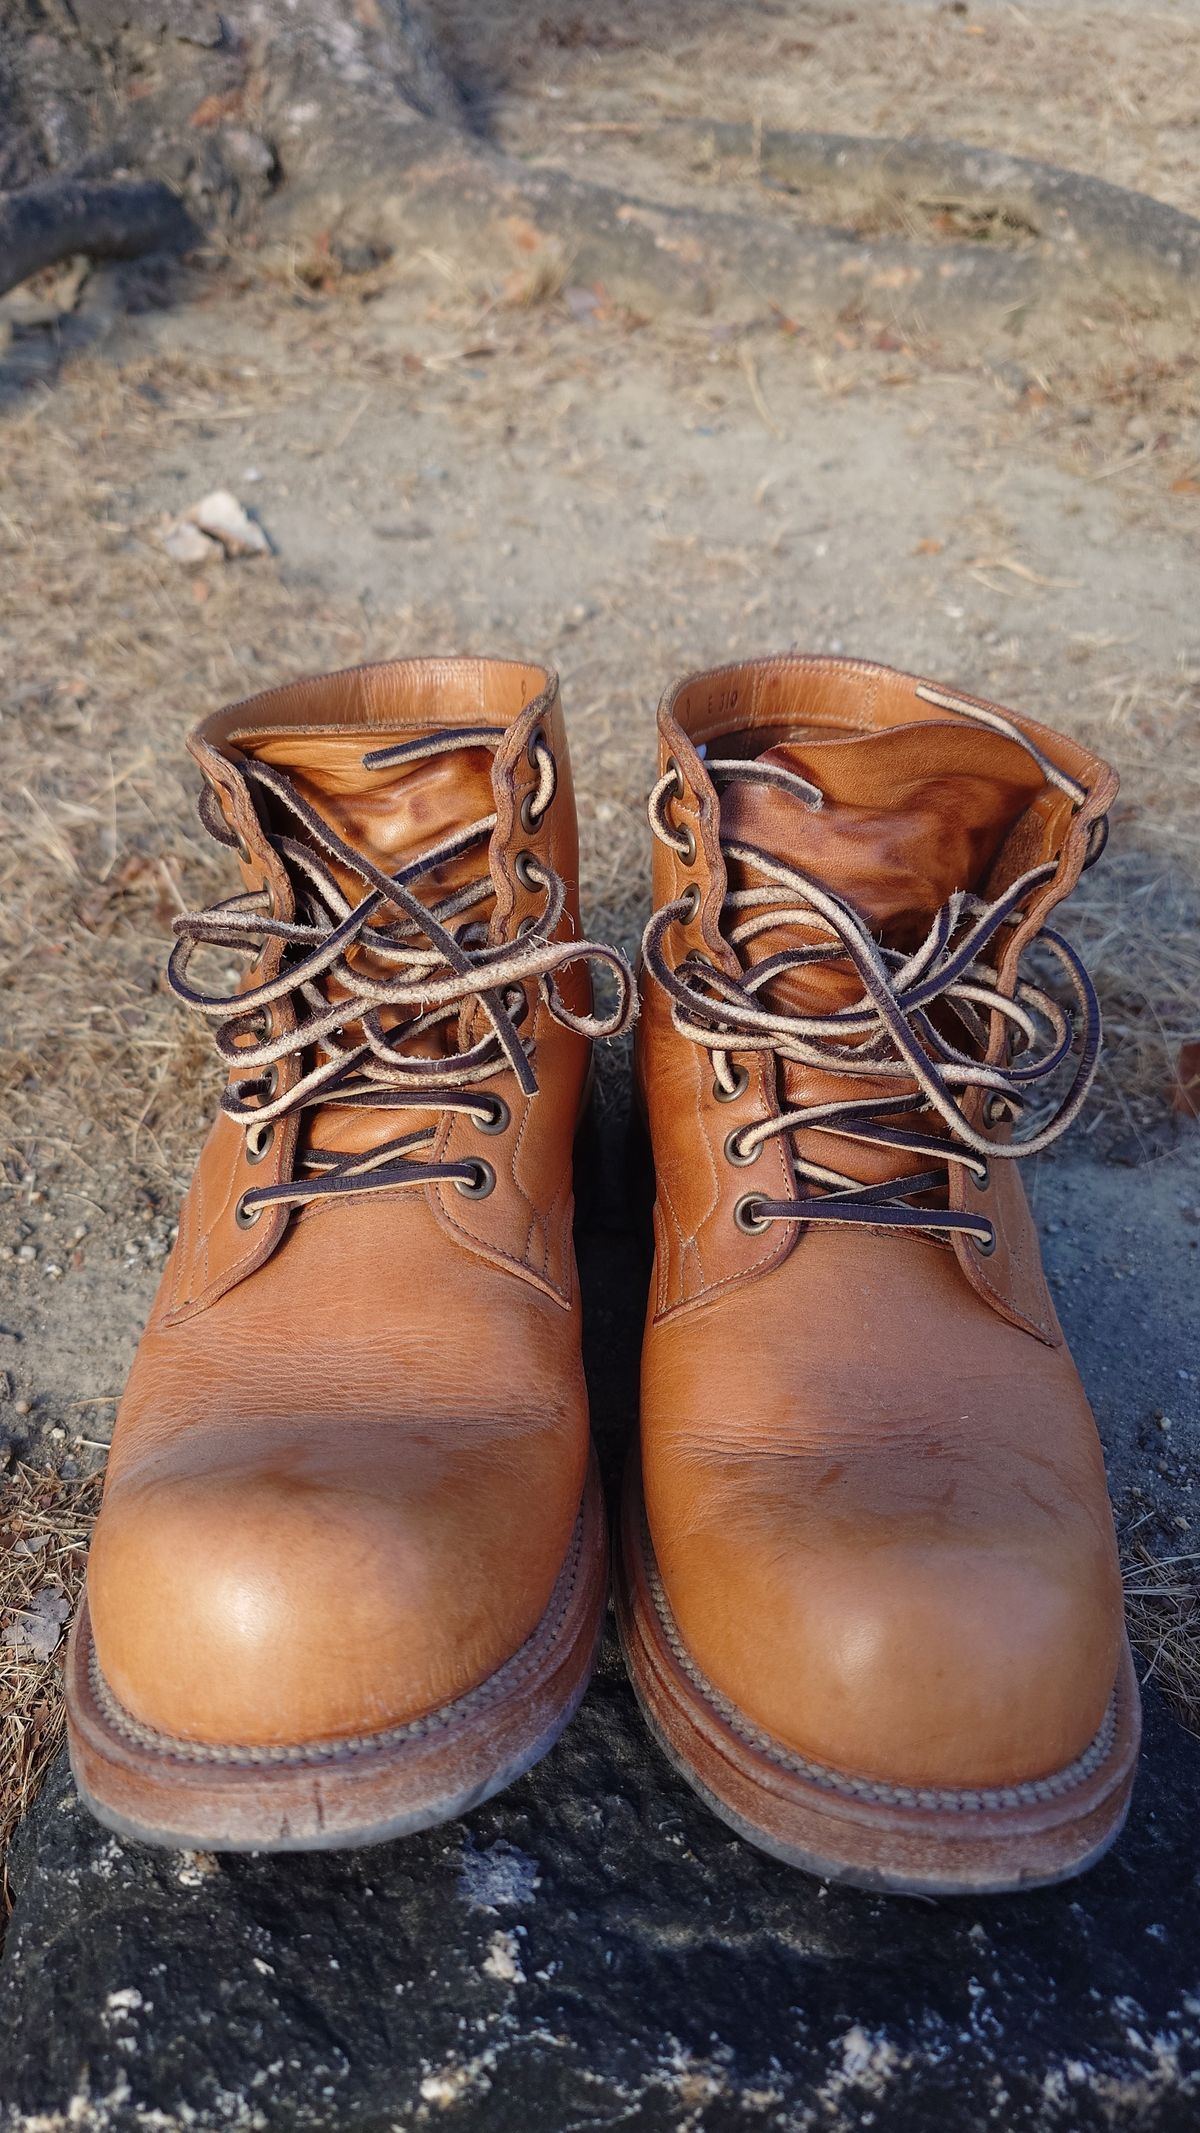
[65,653,1139,1896]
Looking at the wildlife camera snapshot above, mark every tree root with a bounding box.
[278,124,1200,358]
[0,179,194,302]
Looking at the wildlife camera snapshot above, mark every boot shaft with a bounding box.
[636,656,1116,1326]
[163,658,632,1322]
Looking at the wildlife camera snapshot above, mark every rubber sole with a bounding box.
[616,1463,1141,1895]
[65,1451,607,1853]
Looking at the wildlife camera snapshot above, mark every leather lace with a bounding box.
[171,726,635,1223]
[643,690,1105,1251]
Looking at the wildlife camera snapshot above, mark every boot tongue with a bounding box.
[245,728,496,894]
[718,721,1048,1184]
[721,722,1047,951]
[239,727,499,1158]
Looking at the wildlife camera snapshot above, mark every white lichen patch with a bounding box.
[456,1835,540,1913]
[416,2049,498,2112]
[482,1931,525,1985]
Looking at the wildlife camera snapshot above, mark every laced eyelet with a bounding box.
[1083,814,1109,870]
[256,1063,279,1103]
[724,1127,759,1167]
[971,1225,997,1257]
[713,1064,749,1104]
[234,1191,263,1229]
[968,1158,990,1191]
[454,1158,496,1200]
[677,884,700,922]
[733,1193,771,1235]
[475,1096,510,1135]
[527,725,547,769]
[663,756,697,862]
[515,850,541,891]
[245,1120,275,1165]
[519,790,540,833]
[982,1092,1008,1128]
[234,830,252,865]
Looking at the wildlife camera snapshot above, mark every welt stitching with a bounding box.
[87,1501,586,1768]
[641,1508,1119,1813]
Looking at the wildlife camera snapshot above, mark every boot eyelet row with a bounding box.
[664,756,697,863]
[455,1158,496,1200]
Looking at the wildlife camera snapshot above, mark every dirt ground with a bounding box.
[1,0,1199,1900]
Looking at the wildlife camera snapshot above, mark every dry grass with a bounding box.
[0,1461,102,1906]
[470,0,1200,221]
[0,348,409,1198]
[1124,1534,1200,1740]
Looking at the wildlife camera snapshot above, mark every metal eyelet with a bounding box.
[971,1225,997,1257]
[982,1092,1008,1128]
[665,755,685,799]
[256,1063,280,1103]
[234,830,253,865]
[527,726,547,769]
[517,914,538,937]
[245,1120,275,1165]
[733,1193,771,1235]
[454,1158,496,1200]
[675,822,697,865]
[475,1097,510,1135]
[724,1127,759,1168]
[969,1158,990,1191]
[515,850,540,891]
[519,790,540,833]
[713,1065,749,1104]
[1083,814,1109,870]
[677,884,700,922]
[234,1191,263,1229]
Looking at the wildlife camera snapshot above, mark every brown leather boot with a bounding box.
[617,655,1139,1894]
[66,657,634,1851]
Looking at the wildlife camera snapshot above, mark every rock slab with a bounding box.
[2,1136,1199,2130]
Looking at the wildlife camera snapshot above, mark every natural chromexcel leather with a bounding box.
[635,655,1126,1792]
[86,658,615,1749]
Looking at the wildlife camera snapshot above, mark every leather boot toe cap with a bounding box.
[656,1513,1123,1794]
[88,1425,580,1747]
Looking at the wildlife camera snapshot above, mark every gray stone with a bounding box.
[2,1127,1199,2130]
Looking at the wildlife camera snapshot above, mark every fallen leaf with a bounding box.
[913,538,945,556]
[1173,1040,1200,1118]
[3,1585,69,1662]
[189,90,243,129]
[1171,475,1200,495]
